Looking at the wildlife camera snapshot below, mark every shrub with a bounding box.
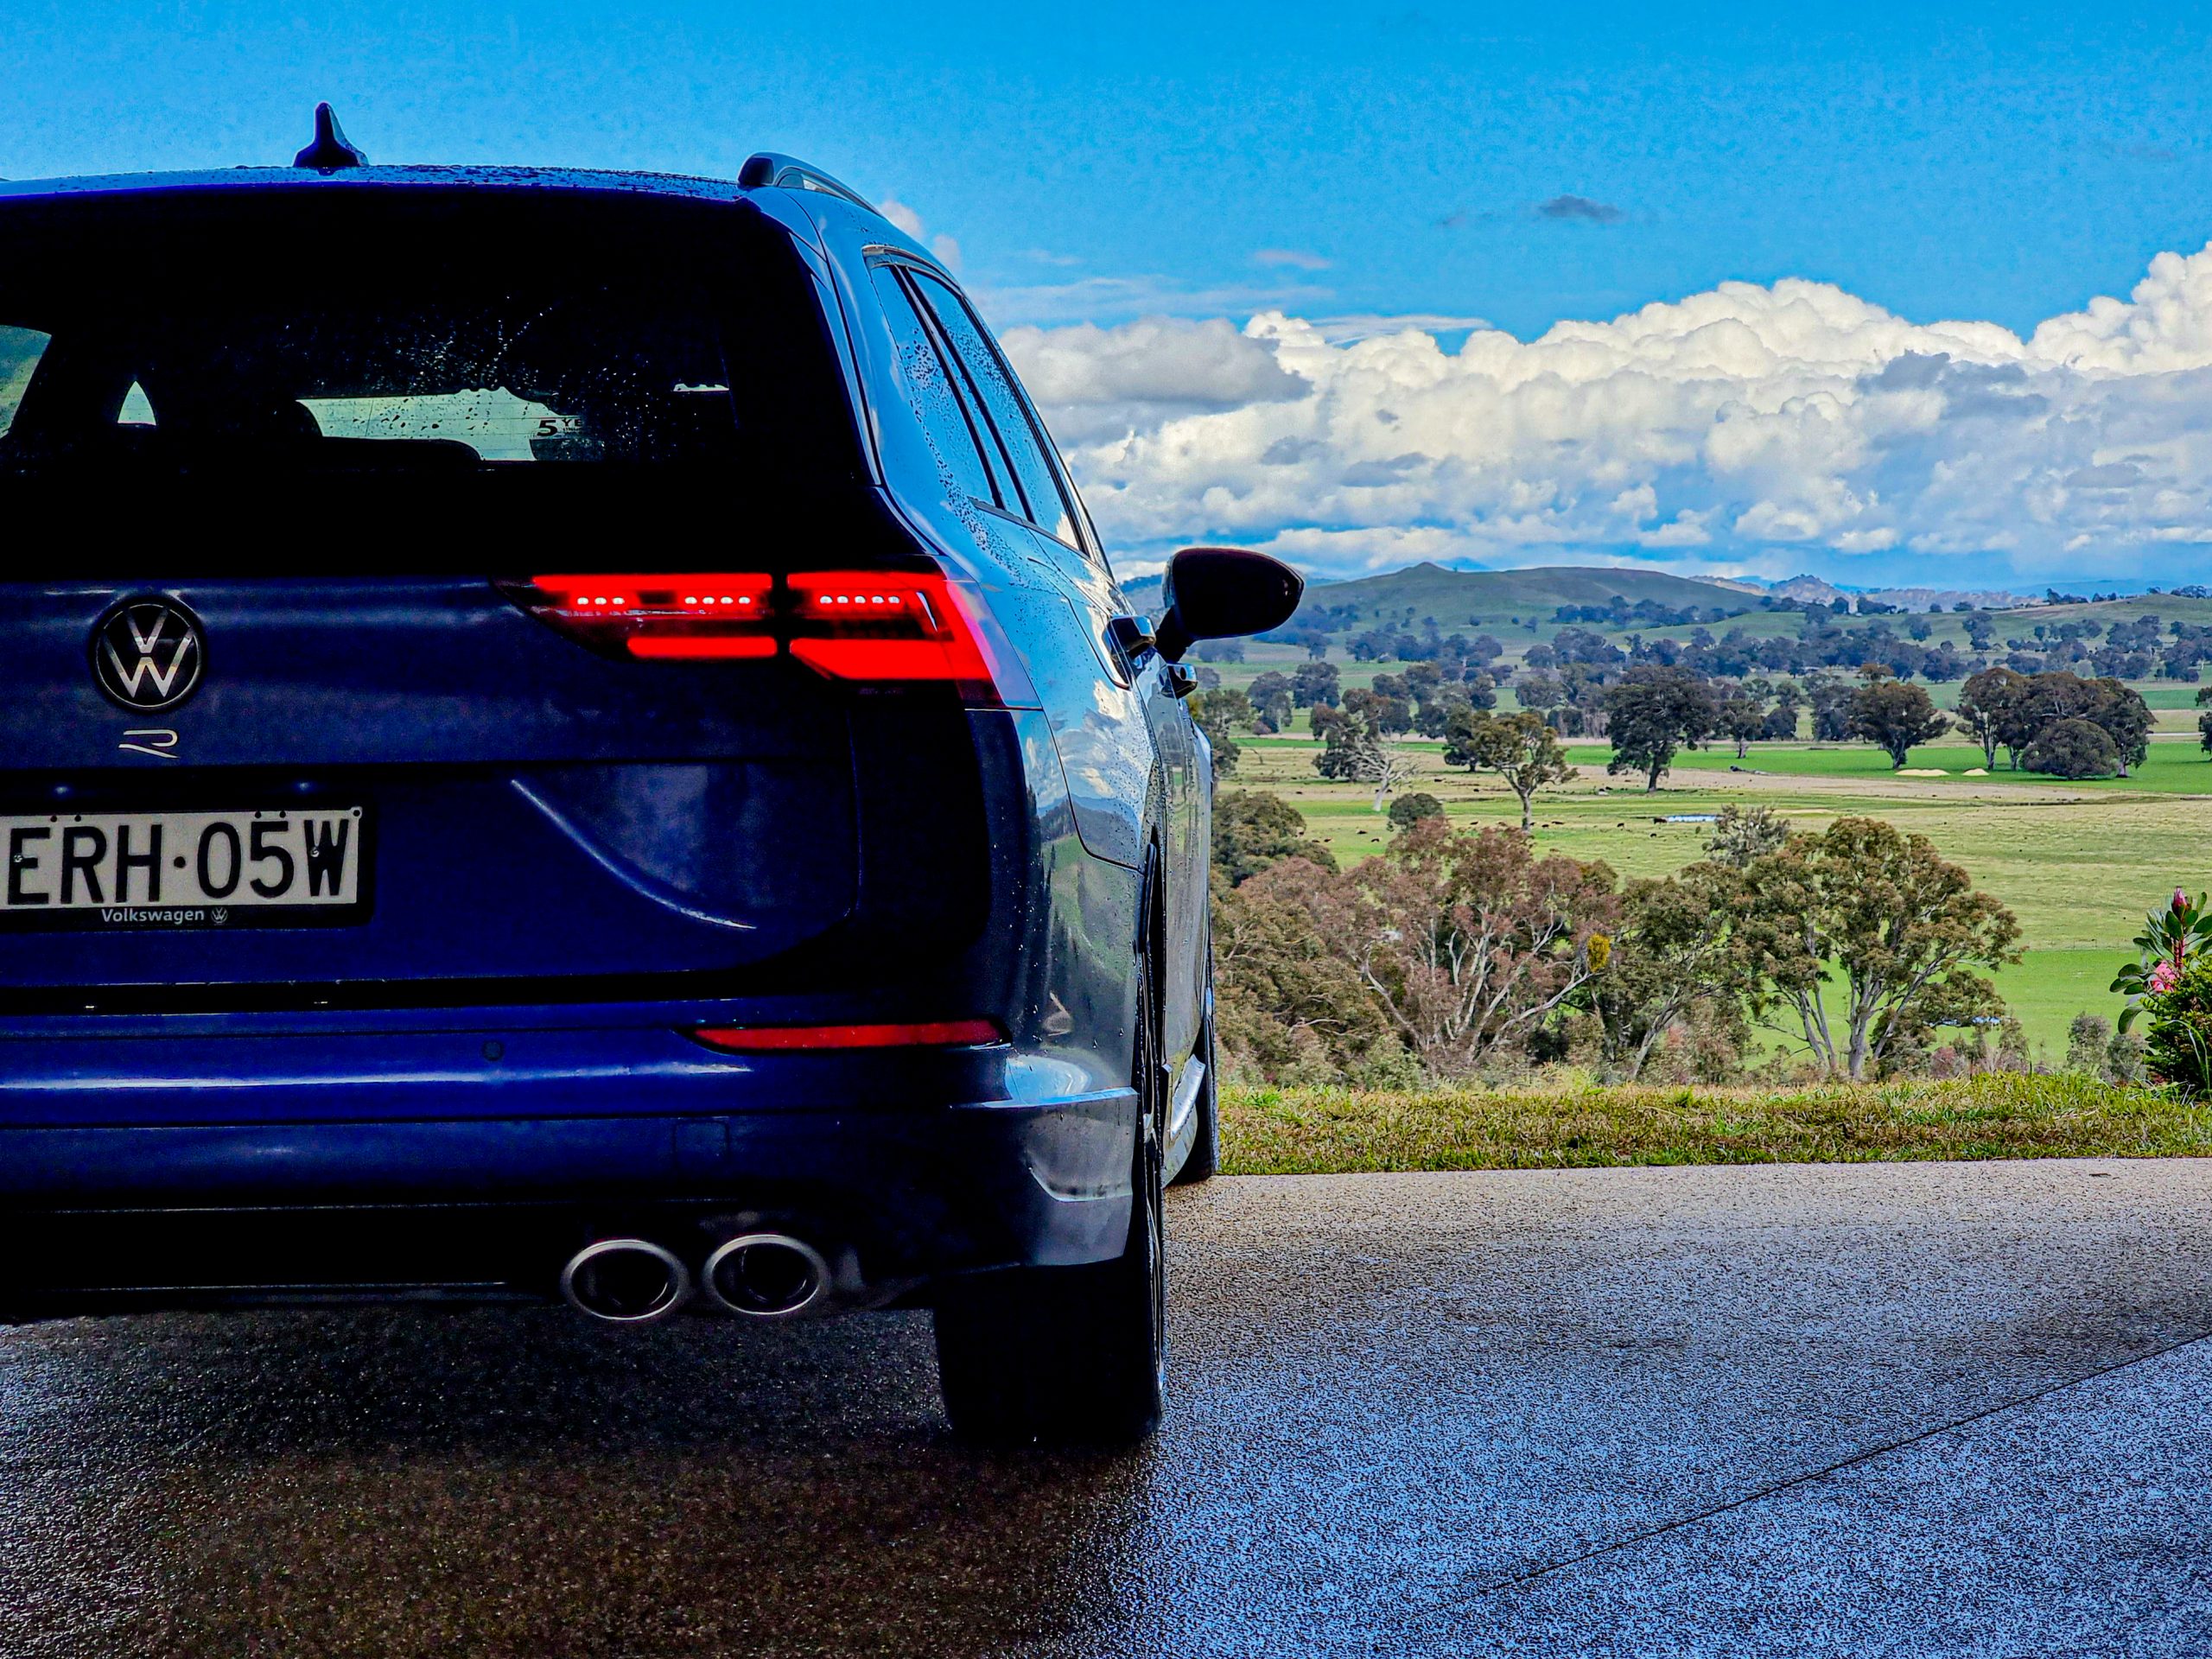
[2113,888,2212,1030]
[2142,957,2212,1095]
[2066,1012,2113,1075]
[2107,1027,2150,1084]
[1213,790,1335,887]
[1388,792,1446,831]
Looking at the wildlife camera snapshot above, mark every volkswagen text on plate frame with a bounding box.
[0,134,1297,1442]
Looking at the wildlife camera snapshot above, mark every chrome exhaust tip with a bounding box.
[560,1238,692,1325]
[702,1233,832,1319]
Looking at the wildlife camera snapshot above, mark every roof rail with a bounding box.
[736,153,877,214]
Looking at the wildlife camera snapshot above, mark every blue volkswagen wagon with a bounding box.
[0,113,1300,1443]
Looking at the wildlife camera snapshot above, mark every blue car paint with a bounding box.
[0,166,1192,1314]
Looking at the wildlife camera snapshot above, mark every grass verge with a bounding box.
[1220,1074,2212,1174]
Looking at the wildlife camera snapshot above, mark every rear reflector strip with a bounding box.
[501,569,1037,708]
[687,1019,1006,1053]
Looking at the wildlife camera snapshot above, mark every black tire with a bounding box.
[1168,984,1220,1186]
[934,933,1168,1445]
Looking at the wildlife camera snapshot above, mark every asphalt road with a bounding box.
[5,1160,2212,1657]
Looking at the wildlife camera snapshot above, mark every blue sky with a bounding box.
[10,3,2212,588]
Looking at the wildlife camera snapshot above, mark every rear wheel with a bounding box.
[934,939,1167,1445]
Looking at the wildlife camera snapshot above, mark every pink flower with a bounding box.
[2177,888,2193,914]
[2150,959,2182,995]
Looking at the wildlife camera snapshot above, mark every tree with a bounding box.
[1247,671,1294,733]
[1760,680,1803,741]
[1313,712,1414,810]
[1514,671,1565,721]
[1212,861,1396,1080]
[1344,685,1413,735]
[2019,716,2118,779]
[1187,687,1253,777]
[1808,677,1853,741]
[1701,803,1790,868]
[1291,660,1341,709]
[1443,708,1578,831]
[1586,866,1745,1079]
[1414,687,1473,739]
[1722,817,2021,1079]
[2082,677,2153,776]
[1250,818,1618,1075]
[1387,792,1446,831]
[2197,685,2212,758]
[1717,688,1767,758]
[1955,666,2030,768]
[1845,671,1948,768]
[1212,790,1337,887]
[1603,666,1718,791]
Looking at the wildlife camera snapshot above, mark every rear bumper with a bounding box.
[0,1035,1140,1318]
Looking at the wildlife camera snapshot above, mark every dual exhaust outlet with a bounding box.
[560,1233,833,1325]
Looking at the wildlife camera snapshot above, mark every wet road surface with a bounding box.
[4,1160,2212,1656]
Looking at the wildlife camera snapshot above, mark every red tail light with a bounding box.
[687,1019,1006,1052]
[502,569,1037,707]
[512,574,776,659]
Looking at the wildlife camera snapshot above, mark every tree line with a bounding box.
[1211,797,2024,1088]
[1185,658,2162,801]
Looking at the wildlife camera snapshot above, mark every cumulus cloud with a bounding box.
[1535,194,1624,225]
[1006,242,2212,585]
[1000,316,1310,443]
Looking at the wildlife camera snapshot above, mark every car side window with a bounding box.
[906,270,1082,551]
[868,264,1003,510]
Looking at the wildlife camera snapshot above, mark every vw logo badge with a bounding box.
[90,596,207,713]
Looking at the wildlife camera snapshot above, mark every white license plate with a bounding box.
[0,807,368,928]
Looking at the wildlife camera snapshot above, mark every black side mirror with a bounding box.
[1153,546,1303,664]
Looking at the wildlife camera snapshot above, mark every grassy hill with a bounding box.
[1283,562,1762,632]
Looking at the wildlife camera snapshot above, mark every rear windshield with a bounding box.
[0,188,859,486]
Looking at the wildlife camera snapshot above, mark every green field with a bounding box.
[1231,724,2212,1061]
[1192,568,2212,1065]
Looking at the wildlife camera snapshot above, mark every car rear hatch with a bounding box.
[0,180,1004,1008]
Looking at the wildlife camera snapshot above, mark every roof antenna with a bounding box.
[293,102,368,170]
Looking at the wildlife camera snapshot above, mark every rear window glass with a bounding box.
[0,326,48,439]
[0,191,857,483]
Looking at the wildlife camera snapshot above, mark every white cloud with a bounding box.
[999,317,1309,443]
[970,272,1334,327]
[1007,245,2212,584]
[1253,248,1332,270]
[1303,313,1491,344]
[876,197,962,271]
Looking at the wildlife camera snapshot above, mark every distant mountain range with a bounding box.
[1763,574,2031,611]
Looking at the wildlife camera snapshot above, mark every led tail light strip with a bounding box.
[501,569,1038,707]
